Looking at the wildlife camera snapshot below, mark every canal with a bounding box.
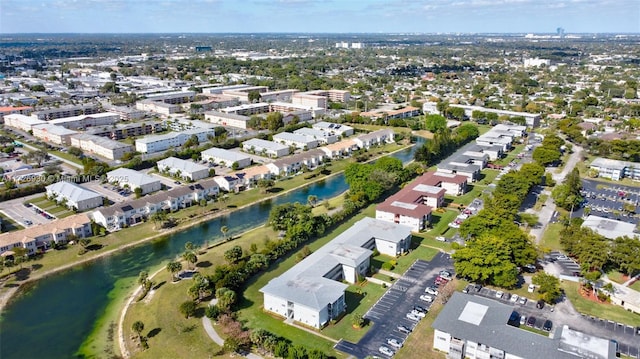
[0,139,422,359]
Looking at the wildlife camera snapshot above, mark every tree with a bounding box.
[216,287,237,312]
[182,251,197,269]
[257,178,274,194]
[351,313,365,328]
[134,187,143,199]
[532,272,562,303]
[166,260,182,281]
[425,114,447,132]
[532,146,561,166]
[248,90,262,103]
[610,236,640,276]
[265,112,284,131]
[151,211,167,230]
[179,300,197,318]
[452,236,520,288]
[307,195,318,207]
[224,245,243,264]
[138,270,149,286]
[132,321,145,342]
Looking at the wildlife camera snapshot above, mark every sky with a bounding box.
[1,0,639,34]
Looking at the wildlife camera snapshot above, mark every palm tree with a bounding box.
[166,260,182,282]
[132,321,144,342]
[182,251,197,270]
[307,195,318,207]
[220,226,229,241]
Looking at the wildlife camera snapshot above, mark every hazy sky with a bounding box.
[1,0,639,34]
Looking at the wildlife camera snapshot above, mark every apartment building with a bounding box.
[48,112,120,130]
[0,106,33,121]
[360,106,421,120]
[292,93,327,109]
[31,124,78,145]
[106,168,162,195]
[144,90,195,104]
[319,139,358,159]
[32,104,100,121]
[293,128,338,144]
[4,113,46,132]
[85,121,163,140]
[204,111,251,129]
[418,171,468,196]
[432,292,616,359]
[103,105,146,121]
[449,104,541,127]
[305,90,351,103]
[46,181,104,211]
[70,134,134,160]
[589,157,640,181]
[313,121,354,137]
[136,100,181,115]
[242,138,290,158]
[0,213,93,256]
[353,129,395,149]
[260,217,411,329]
[265,149,326,177]
[269,102,323,119]
[201,147,252,169]
[219,102,270,116]
[135,128,216,153]
[272,132,320,150]
[91,180,219,231]
[157,157,210,181]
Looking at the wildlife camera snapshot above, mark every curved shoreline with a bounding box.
[0,142,415,312]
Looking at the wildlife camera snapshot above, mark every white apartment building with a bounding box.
[157,157,210,181]
[48,112,120,130]
[204,111,251,129]
[4,113,46,132]
[135,128,216,153]
[46,181,104,211]
[353,129,395,149]
[242,138,290,158]
[313,121,354,137]
[106,168,162,195]
[201,147,252,169]
[219,102,270,116]
[292,93,327,109]
[293,127,338,144]
[70,134,134,160]
[32,124,78,145]
[272,132,320,150]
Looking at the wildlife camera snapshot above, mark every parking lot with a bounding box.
[82,181,130,203]
[545,251,582,277]
[334,253,453,358]
[467,284,640,358]
[579,179,640,223]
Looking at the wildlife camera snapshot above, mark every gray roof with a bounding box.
[581,215,637,239]
[242,138,289,151]
[201,147,251,163]
[433,292,615,359]
[46,181,102,202]
[157,157,209,174]
[260,218,411,310]
[294,127,333,138]
[273,132,317,144]
[107,168,160,187]
[71,133,133,150]
[590,157,631,171]
[356,129,393,141]
[33,124,78,136]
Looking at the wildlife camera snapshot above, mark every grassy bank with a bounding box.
[562,281,640,327]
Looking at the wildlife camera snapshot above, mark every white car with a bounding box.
[387,338,403,349]
[379,345,395,357]
[419,294,434,302]
[519,296,527,305]
[510,294,519,303]
[436,236,446,242]
[439,270,453,280]
[520,315,527,326]
[425,287,439,296]
[406,312,421,321]
[495,290,504,299]
[528,284,535,293]
[411,309,426,318]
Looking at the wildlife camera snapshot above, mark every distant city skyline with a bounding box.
[1,0,639,34]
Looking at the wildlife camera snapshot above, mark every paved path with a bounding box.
[622,273,640,287]
[202,298,224,346]
[14,140,83,170]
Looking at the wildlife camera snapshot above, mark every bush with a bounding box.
[205,304,221,320]
[381,261,395,271]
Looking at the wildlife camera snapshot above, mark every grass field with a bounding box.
[606,270,628,284]
[0,212,23,232]
[428,210,458,236]
[631,280,640,292]
[540,222,564,252]
[562,281,640,327]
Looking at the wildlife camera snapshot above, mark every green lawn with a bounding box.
[540,222,564,252]
[562,282,640,327]
[428,210,458,236]
[412,233,452,252]
[630,280,640,292]
[0,212,23,232]
[534,194,549,211]
[606,271,628,284]
[493,145,525,166]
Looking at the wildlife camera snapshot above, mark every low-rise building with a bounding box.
[260,217,411,329]
[204,111,251,129]
[46,181,104,211]
[4,113,46,132]
[353,129,395,149]
[32,104,100,121]
[233,165,272,188]
[157,157,211,181]
[436,162,481,182]
[581,215,637,239]
[48,112,120,130]
[360,106,421,120]
[589,157,640,181]
[213,174,243,192]
[106,168,161,195]
[70,134,134,160]
[272,132,319,150]
[201,147,252,169]
[319,139,357,159]
[85,121,163,140]
[219,102,270,116]
[265,149,325,177]
[0,214,93,256]
[135,128,216,153]
[0,106,33,121]
[293,128,338,144]
[432,292,616,359]
[418,171,468,196]
[91,180,219,231]
[242,138,290,158]
[32,124,78,145]
[313,121,354,137]
[136,100,181,115]
[449,104,541,127]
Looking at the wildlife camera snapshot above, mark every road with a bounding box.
[14,140,83,170]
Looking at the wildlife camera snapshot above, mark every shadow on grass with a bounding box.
[86,244,103,251]
[14,268,31,281]
[194,306,206,319]
[147,327,161,339]
[196,261,212,268]
[267,187,284,194]
[153,281,166,291]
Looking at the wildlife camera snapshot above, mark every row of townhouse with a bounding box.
[375,171,467,231]
[46,181,104,211]
[0,213,93,256]
[91,179,219,231]
[157,156,210,181]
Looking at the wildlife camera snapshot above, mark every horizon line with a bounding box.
[2,31,640,36]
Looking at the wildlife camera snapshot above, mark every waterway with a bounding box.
[0,139,422,359]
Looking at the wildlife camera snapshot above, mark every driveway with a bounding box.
[334,253,454,358]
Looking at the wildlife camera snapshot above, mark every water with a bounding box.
[0,139,423,359]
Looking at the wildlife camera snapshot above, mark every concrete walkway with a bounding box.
[283,320,339,343]
[377,269,401,279]
[365,276,392,287]
[622,273,640,287]
[202,298,224,346]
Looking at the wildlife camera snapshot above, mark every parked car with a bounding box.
[413,305,427,314]
[435,276,448,285]
[543,320,553,331]
[528,284,536,293]
[495,290,504,299]
[387,338,403,349]
[462,285,470,294]
[519,296,527,305]
[474,284,482,292]
[436,236,446,242]
[411,309,426,318]
[419,294,434,302]
[425,286,439,296]
[379,345,395,357]
[397,325,412,334]
[406,312,421,321]
[508,311,519,323]
[536,300,545,309]
[439,270,452,280]
[510,294,519,303]
[520,315,527,326]
[527,316,536,327]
